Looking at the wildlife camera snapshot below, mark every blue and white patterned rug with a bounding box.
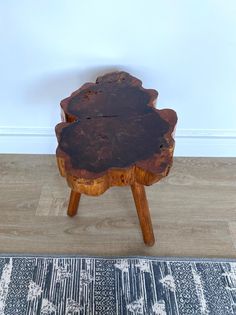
[0,255,236,314]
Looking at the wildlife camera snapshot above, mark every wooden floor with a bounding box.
[0,154,236,258]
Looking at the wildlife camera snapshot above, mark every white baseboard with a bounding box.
[0,127,57,155]
[0,127,236,157]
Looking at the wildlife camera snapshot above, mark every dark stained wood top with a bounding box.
[56,71,177,181]
[60,71,158,122]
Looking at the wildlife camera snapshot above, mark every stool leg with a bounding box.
[131,183,155,246]
[67,190,81,217]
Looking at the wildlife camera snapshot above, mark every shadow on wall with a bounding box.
[26,65,126,106]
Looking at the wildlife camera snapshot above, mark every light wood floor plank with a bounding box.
[0,154,235,258]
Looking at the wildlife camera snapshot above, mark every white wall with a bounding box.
[0,0,236,156]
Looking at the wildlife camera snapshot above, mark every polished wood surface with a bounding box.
[0,155,235,257]
[56,71,177,187]
[67,190,81,217]
[55,72,177,246]
[131,182,155,246]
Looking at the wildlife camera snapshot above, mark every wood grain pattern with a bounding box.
[55,71,177,246]
[56,71,177,190]
[131,182,155,246]
[229,222,236,250]
[67,190,81,217]
[0,154,235,257]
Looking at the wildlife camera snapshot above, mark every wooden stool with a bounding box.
[55,71,177,246]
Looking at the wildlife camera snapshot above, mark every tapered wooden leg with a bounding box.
[67,190,81,217]
[131,182,155,246]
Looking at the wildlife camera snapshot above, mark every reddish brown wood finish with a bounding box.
[67,190,81,217]
[131,182,155,246]
[55,71,177,246]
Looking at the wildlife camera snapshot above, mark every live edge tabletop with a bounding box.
[55,71,177,246]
